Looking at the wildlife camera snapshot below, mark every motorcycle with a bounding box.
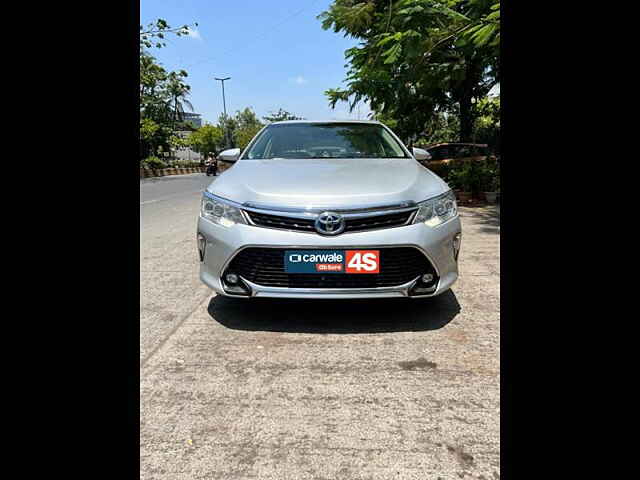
[205,162,217,176]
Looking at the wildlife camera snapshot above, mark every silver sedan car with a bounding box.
[197,120,461,299]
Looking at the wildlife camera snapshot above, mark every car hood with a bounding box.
[206,158,449,208]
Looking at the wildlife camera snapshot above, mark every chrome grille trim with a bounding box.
[244,208,417,234]
[243,205,418,220]
[242,200,416,214]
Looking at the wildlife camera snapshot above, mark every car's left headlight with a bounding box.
[413,190,458,227]
[201,192,247,227]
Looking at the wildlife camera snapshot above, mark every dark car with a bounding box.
[415,143,493,168]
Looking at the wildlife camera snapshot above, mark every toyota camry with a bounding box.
[197,120,462,299]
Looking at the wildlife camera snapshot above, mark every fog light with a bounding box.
[410,272,438,296]
[197,233,206,262]
[422,273,434,283]
[222,272,251,296]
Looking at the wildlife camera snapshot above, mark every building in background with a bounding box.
[180,112,202,129]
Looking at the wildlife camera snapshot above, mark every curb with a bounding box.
[140,167,206,179]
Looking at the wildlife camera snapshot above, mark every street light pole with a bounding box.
[215,76,231,148]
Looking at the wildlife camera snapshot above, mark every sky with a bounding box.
[140,0,373,125]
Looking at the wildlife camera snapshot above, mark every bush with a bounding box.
[479,157,500,192]
[446,164,467,191]
[438,158,500,194]
[445,160,481,194]
[141,156,167,169]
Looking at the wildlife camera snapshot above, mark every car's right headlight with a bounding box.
[201,192,246,227]
[413,190,458,227]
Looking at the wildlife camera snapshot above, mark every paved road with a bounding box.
[140,174,500,480]
[140,174,214,363]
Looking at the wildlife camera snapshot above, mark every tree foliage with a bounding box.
[419,111,461,145]
[140,18,196,49]
[165,70,194,130]
[216,108,265,150]
[471,95,499,152]
[140,117,171,158]
[415,95,499,150]
[462,1,500,51]
[319,0,500,142]
[234,108,265,150]
[217,113,237,148]
[263,109,305,123]
[139,19,196,160]
[187,124,224,158]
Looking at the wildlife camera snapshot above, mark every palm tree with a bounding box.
[166,71,194,131]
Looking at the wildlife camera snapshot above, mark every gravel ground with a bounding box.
[141,176,500,479]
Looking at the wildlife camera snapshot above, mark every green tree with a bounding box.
[232,108,264,150]
[235,107,262,130]
[140,118,160,159]
[472,95,500,153]
[235,124,263,150]
[217,113,238,149]
[187,124,225,160]
[139,19,197,161]
[169,134,188,154]
[462,1,500,53]
[140,19,196,49]
[319,0,499,143]
[418,110,461,145]
[139,52,175,159]
[165,70,194,130]
[263,108,305,123]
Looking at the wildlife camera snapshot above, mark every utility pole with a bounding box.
[215,76,231,148]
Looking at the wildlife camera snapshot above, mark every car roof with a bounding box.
[269,119,382,125]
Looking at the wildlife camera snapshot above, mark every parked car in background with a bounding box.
[415,143,494,168]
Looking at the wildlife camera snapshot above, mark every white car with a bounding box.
[197,120,461,299]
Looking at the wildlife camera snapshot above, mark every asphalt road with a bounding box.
[140,173,500,480]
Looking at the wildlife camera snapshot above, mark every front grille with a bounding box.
[245,211,316,232]
[245,210,415,234]
[226,247,437,289]
[345,211,415,232]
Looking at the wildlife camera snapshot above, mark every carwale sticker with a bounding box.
[284,250,379,274]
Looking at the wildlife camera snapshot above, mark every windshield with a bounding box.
[241,123,410,159]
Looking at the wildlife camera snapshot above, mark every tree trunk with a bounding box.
[459,95,473,142]
[458,55,481,143]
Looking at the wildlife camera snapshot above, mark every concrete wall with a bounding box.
[170,130,202,163]
[172,147,202,163]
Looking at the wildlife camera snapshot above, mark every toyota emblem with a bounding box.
[315,211,345,235]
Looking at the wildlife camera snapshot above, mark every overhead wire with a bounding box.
[184,0,322,69]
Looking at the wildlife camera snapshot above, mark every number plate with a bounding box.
[284,250,380,274]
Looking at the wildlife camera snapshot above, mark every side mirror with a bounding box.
[412,147,431,162]
[218,148,241,163]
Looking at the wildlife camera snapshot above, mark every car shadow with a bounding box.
[207,289,461,334]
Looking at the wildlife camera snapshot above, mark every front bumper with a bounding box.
[198,216,461,299]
